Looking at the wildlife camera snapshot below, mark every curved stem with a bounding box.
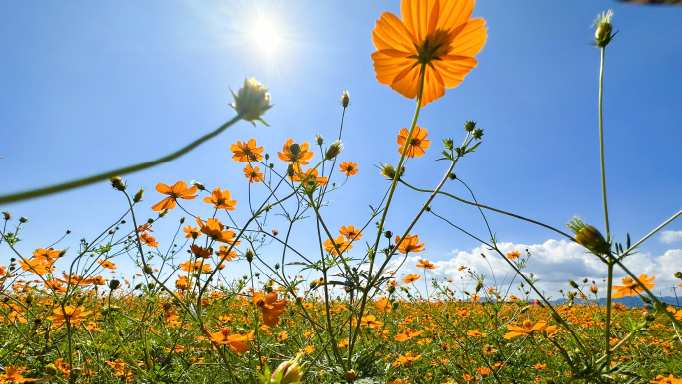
[599,47,610,240]
[399,180,573,240]
[0,115,242,204]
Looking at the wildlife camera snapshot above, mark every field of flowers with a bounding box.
[2,0,682,383]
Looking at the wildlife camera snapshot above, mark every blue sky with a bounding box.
[2,1,681,296]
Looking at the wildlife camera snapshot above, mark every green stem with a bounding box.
[604,259,614,361]
[0,115,241,204]
[599,47,610,239]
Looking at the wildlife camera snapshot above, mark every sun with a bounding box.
[252,19,280,55]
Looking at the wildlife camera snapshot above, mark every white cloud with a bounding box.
[390,239,682,300]
[660,230,682,244]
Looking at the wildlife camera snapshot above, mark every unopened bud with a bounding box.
[109,279,121,290]
[569,280,579,289]
[287,164,295,178]
[345,370,357,382]
[464,121,476,132]
[143,265,153,275]
[191,180,206,191]
[289,143,301,157]
[19,217,28,224]
[675,272,682,279]
[325,140,343,161]
[341,90,350,108]
[316,134,324,146]
[2,212,10,221]
[133,188,145,203]
[245,249,254,263]
[230,78,273,126]
[109,176,126,191]
[380,164,397,180]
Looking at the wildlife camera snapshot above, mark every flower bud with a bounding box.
[472,128,484,140]
[384,231,393,239]
[45,364,59,376]
[134,283,143,290]
[316,134,324,146]
[593,10,614,48]
[19,216,28,223]
[109,176,126,191]
[325,140,343,161]
[230,78,273,126]
[2,212,10,221]
[133,188,145,203]
[345,370,357,382]
[387,285,395,294]
[675,272,682,279]
[143,265,153,275]
[109,279,121,290]
[58,250,67,258]
[245,249,254,263]
[341,90,350,108]
[289,143,301,157]
[191,180,206,191]
[569,280,579,289]
[464,121,476,132]
[272,353,304,384]
[287,164,295,178]
[567,217,611,255]
[380,164,397,180]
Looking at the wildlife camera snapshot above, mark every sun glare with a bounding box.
[253,20,280,55]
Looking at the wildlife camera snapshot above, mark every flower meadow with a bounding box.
[2,1,682,383]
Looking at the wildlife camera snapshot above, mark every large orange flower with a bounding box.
[277,139,315,165]
[195,216,239,244]
[395,234,425,254]
[253,291,287,327]
[339,225,363,241]
[230,139,264,162]
[612,274,655,298]
[198,328,254,354]
[323,236,353,255]
[203,187,238,210]
[397,126,430,158]
[503,320,557,339]
[48,306,92,326]
[371,0,487,107]
[290,168,328,187]
[151,181,198,211]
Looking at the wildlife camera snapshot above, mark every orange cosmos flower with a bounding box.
[32,247,60,261]
[650,375,682,384]
[277,138,314,165]
[180,260,212,273]
[48,306,92,326]
[151,181,198,211]
[196,217,239,244]
[416,259,435,269]
[1,365,36,383]
[375,297,392,313]
[183,225,200,239]
[339,225,363,241]
[339,161,359,176]
[394,329,423,341]
[217,245,237,262]
[190,244,211,259]
[139,233,158,247]
[507,251,521,260]
[230,139,264,162]
[612,274,656,298]
[503,320,557,339]
[371,0,488,107]
[323,236,353,255]
[397,126,430,158]
[198,327,254,354]
[403,274,421,283]
[203,187,237,210]
[98,259,116,270]
[458,265,468,271]
[253,291,287,327]
[290,168,327,186]
[244,164,264,183]
[360,315,384,328]
[19,258,55,275]
[395,234,425,254]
